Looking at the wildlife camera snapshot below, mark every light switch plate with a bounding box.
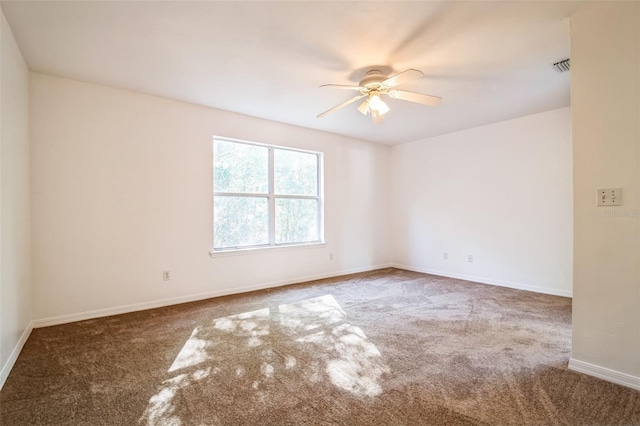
[597,188,622,206]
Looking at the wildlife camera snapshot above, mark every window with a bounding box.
[213,138,323,251]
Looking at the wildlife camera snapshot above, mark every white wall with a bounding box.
[390,107,573,297]
[569,2,640,386]
[29,73,391,324]
[0,10,32,388]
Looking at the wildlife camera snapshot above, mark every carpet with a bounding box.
[1,268,639,425]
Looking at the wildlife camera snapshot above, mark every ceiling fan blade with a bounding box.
[320,84,363,91]
[371,110,385,124]
[382,69,424,88]
[356,99,370,115]
[317,94,366,118]
[389,90,442,106]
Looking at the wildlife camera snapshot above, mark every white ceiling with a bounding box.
[1,1,587,145]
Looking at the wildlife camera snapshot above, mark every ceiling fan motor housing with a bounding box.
[360,70,387,88]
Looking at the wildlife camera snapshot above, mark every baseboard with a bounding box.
[392,264,572,298]
[32,263,394,328]
[0,321,33,391]
[568,358,640,391]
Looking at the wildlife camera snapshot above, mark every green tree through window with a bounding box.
[213,138,323,250]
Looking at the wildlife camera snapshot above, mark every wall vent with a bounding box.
[553,58,570,72]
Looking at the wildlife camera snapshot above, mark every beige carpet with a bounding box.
[1,268,639,425]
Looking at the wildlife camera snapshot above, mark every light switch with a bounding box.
[597,188,622,206]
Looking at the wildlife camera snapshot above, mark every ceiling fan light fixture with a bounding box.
[369,94,389,115]
[371,109,385,124]
[357,99,370,115]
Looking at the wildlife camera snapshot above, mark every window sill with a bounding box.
[209,242,326,258]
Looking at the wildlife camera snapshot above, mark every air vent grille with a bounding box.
[553,59,570,72]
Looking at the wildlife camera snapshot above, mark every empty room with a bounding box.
[1,1,639,424]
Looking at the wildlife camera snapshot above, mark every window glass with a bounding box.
[214,140,268,193]
[214,196,269,248]
[275,198,319,244]
[274,149,318,196]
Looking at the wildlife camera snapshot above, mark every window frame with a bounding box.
[212,136,324,253]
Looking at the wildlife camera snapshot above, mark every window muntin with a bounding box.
[213,138,323,251]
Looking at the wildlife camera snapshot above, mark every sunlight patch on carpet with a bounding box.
[298,323,389,397]
[140,295,389,425]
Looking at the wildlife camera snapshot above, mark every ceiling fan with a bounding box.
[317,68,442,124]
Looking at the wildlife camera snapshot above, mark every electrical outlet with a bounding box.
[443,252,448,260]
[163,271,171,281]
[467,255,473,263]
